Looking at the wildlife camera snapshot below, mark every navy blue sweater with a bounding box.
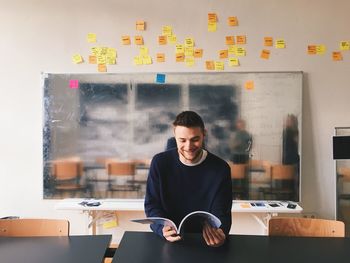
[144,149,232,237]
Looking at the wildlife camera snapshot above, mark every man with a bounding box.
[145,111,232,247]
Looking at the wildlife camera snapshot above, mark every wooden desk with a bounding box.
[0,235,111,263]
[113,231,350,263]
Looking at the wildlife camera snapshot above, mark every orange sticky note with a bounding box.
[236,35,246,45]
[208,13,217,22]
[228,16,238,26]
[205,60,215,70]
[98,64,107,72]
[308,45,317,55]
[121,36,131,45]
[219,50,228,59]
[136,20,145,31]
[332,51,343,61]
[158,35,167,45]
[156,53,165,62]
[89,55,97,64]
[264,37,273,47]
[135,36,144,45]
[176,53,185,62]
[226,36,235,45]
[240,203,251,208]
[245,81,254,90]
[194,48,203,58]
[260,49,270,59]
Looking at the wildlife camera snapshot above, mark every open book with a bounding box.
[131,211,221,235]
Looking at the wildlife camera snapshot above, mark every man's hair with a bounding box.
[173,111,205,131]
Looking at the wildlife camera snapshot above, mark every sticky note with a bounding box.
[72,54,83,64]
[176,53,185,62]
[260,49,270,59]
[316,45,326,55]
[340,41,350,51]
[205,60,215,70]
[264,37,273,47]
[168,35,177,44]
[158,35,167,45]
[214,61,224,70]
[236,35,246,45]
[307,45,317,55]
[156,53,165,62]
[107,48,117,57]
[236,47,246,56]
[208,13,217,22]
[97,55,106,64]
[136,20,145,31]
[106,56,116,65]
[176,44,184,54]
[226,36,235,45]
[229,57,239,66]
[162,26,173,36]
[135,36,144,45]
[121,36,131,45]
[275,39,286,48]
[142,55,152,65]
[134,56,143,65]
[102,220,117,229]
[208,21,217,32]
[240,203,251,208]
[332,51,343,61]
[98,64,107,72]
[194,48,203,58]
[219,49,228,59]
[185,38,194,47]
[245,80,254,90]
[139,46,149,56]
[87,33,97,43]
[156,73,166,83]
[69,79,79,89]
[185,47,194,57]
[228,45,236,55]
[185,56,195,67]
[228,16,238,26]
[89,55,97,64]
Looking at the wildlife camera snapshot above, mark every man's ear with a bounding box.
[203,129,207,137]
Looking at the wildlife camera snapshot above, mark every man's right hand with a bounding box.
[162,226,181,242]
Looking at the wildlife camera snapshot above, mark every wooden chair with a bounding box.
[0,218,69,237]
[228,161,249,200]
[268,217,345,237]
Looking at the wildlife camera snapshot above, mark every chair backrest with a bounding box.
[52,160,83,180]
[268,217,345,237]
[0,219,70,237]
[107,162,136,176]
[271,164,296,180]
[227,162,247,179]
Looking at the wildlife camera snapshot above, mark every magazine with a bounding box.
[131,211,221,235]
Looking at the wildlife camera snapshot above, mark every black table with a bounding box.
[0,235,111,263]
[113,231,350,263]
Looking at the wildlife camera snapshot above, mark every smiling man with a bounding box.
[144,111,232,247]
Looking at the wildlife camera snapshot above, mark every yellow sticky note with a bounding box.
[102,220,117,229]
[236,47,246,56]
[307,45,317,55]
[219,49,228,59]
[316,45,326,55]
[168,35,177,44]
[185,47,194,57]
[87,33,97,43]
[332,51,343,61]
[226,36,235,45]
[97,55,106,64]
[205,60,215,70]
[245,80,254,90]
[135,36,144,45]
[185,56,195,67]
[121,36,131,45]
[162,26,173,36]
[228,16,238,26]
[156,53,165,62]
[133,56,143,65]
[194,48,203,58]
[98,64,107,72]
[214,61,224,70]
[106,56,116,65]
[136,20,146,31]
[89,55,97,64]
[208,21,217,32]
[260,49,270,59]
[264,37,273,47]
[91,47,98,55]
[142,55,152,65]
[176,53,185,62]
[208,13,217,22]
[72,54,83,64]
[228,45,237,55]
[185,38,194,48]
[236,35,246,45]
[99,47,108,55]
[107,48,117,58]
[139,46,149,56]
[176,44,184,54]
[240,203,251,208]
[158,35,167,45]
[275,39,286,48]
[340,41,350,51]
[229,57,239,66]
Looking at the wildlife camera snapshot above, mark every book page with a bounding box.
[131,217,177,231]
[178,211,221,234]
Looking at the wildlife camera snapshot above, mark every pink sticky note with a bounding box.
[69,79,79,89]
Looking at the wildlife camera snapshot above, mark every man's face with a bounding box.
[174,125,205,164]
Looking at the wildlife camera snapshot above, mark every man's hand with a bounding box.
[162,226,181,242]
[202,223,226,247]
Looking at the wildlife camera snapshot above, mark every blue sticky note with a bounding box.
[156,73,166,84]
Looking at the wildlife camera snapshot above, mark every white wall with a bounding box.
[1,0,350,241]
